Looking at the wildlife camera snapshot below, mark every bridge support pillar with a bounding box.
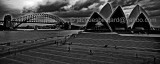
[3,15,12,30]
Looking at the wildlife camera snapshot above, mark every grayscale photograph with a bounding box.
[0,0,160,64]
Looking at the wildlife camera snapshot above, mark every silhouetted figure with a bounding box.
[135,53,138,58]
[23,40,26,43]
[68,22,71,29]
[68,42,72,45]
[115,45,118,49]
[104,45,108,48]
[55,41,59,46]
[68,47,71,52]
[62,36,67,45]
[89,50,93,55]
[154,57,156,64]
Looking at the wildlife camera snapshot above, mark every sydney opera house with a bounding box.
[85,3,157,34]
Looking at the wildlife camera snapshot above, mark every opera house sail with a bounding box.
[109,6,128,31]
[100,3,113,20]
[129,5,152,33]
[85,12,112,32]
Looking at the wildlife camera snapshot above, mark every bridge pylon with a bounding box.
[3,15,13,30]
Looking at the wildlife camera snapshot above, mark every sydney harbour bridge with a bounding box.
[0,13,69,30]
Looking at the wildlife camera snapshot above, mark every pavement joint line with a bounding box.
[28,50,114,64]
[4,57,29,64]
[76,38,159,43]
[71,43,160,51]
[119,34,160,37]
[68,45,159,55]
[19,54,71,64]
[45,45,151,53]
[44,44,160,57]
[67,38,160,50]
[39,46,156,60]
[37,48,145,61]
[117,46,160,50]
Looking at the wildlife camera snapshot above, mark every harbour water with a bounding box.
[0,30,81,44]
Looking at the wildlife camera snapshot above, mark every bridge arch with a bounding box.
[12,13,65,29]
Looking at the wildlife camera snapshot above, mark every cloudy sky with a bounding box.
[0,0,160,26]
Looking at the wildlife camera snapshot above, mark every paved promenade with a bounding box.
[0,31,160,64]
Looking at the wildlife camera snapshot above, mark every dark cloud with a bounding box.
[37,1,69,12]
[53,10,93,18]
[148,10,160,17]
[108,0,138,8]
[0,0,23,20]
[108,0,160,17]
[151,16,160,27]
[0,3,14,20]
[139,0,160,17]
[106,0,160,26]
[73,0,100,10]
[144,5,160,11]
[138,0,160,26]
[35,0,104,12]
[142,0,160,12]
[0,2,8,14]
[0,8,22,20]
